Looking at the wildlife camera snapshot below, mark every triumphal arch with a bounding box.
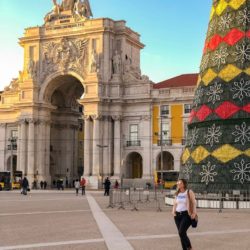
[0,0,152,188]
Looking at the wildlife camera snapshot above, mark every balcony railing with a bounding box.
[126,140,141,147]
[7,144,17,150]
[157,139,172,146]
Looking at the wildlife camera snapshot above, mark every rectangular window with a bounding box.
[161,123,169,140]
[161,105,169,116]
[129,124,138,141]
[11,130,18,138]
[29,46,35,60]
[92,39,97,51]
[184,104,192,114]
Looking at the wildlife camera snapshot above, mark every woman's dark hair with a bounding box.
[175,178,188,195]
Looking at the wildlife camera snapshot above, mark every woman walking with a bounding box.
[172,179,197,250]
[74,179,80,196]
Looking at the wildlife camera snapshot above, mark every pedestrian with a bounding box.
[80,177,86,195]
[40,180,44,189]
[21,177,29,195]
[172,179,197,250]
[114,180,119,189]
[74,179,80,196]
[44,181,47,189]
[103,177,111,196]
[66,177,69,188]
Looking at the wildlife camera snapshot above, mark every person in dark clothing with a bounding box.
[40,181,44,189]
[103,177,111,196]
[44,181,47,189]
[22,177,29,195]
[114,180,119,189]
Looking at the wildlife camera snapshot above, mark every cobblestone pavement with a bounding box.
[0,190,250,250]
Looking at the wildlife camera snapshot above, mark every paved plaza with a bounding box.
[0,190,250,250]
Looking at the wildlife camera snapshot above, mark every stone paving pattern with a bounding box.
[0,190,250,250]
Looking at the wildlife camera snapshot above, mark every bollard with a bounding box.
[131,188,139,211]
[218,192,223,213]
[118,188,125,210]
[107,189,114,208]
[156,190,162,212]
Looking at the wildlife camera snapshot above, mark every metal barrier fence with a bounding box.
[108,188,250,212]
[107,187,169,212]
[165,190,250,212]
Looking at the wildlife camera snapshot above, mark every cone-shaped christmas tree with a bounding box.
[181,0,250,192]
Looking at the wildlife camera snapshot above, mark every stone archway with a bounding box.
[41,74,85,184]
[7,155,17,172]
[156,151,174,171]
[125,152,143,179]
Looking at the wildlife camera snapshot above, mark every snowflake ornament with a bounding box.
[188,127,199,148]
[183,162,193,179]
[200,162,217,185]
[232,122,250,146]
[206,82,223,104]
[212,47,229,69]
[237,8,250,26]
[193,87,204,107]
[234,42,250,64]
[218,13,232,31]
[231,78,250,101]
[205,124,222,147]
[231,159,250,184]
[200,54,209,72]
[207,19,216,37]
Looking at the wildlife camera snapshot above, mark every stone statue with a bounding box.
[74,0,85,18]
[61,0,76,11]
[44,0,61,22]
[112,50,122,74]
[27,59,37,79]
[83,0,93,18]
[73,0,93,19]
[90,50,98,73]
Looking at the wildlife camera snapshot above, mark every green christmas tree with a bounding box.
[181,0,250,192]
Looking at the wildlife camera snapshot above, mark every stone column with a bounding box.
[102,117,109,176]
[92,116,100,176]
[19,119,27,175]
[108,118,114,175]
[37,121,46,181]
[84,116,91,176]
[141,115,151,178]
[45,121,51,183]
[27,119,35,182]
[0,123,6,169]
[113,116,121,177]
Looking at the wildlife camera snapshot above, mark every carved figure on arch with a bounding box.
[90,50,99,73]
[112,50,122,74]
[27,59,37,79]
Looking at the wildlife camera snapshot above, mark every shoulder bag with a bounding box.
[187,189,198,228]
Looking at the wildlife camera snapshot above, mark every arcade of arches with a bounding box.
[156,151,174,171]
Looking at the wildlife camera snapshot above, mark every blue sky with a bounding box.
[0,0,212,90]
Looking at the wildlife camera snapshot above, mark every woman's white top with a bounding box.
[176,190,188,212]
[75,181,80,189]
